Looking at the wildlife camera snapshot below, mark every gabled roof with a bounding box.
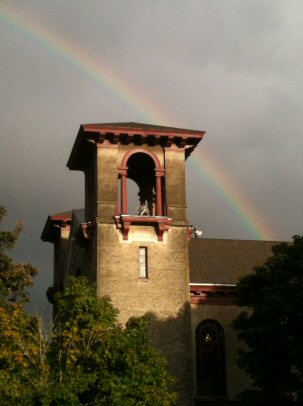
[67,122,205,170]
[189,238,281,284]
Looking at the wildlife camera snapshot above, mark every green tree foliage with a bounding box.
[0,208,176,405]
[0,206,38,302]
[0,206,45,404]
[48,277,176,405]
[232,235,303,403]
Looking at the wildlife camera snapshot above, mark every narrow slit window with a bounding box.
[139,247,148,278]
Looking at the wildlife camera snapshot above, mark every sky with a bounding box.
[1,0,303,315]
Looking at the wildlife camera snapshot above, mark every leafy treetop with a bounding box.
[0,207,176,404]
[233,235,303,403]
[0,206,38,303]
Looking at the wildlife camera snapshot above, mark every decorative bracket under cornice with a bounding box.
[114,215,172,241]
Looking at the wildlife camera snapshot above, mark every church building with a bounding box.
[41,122,277,405]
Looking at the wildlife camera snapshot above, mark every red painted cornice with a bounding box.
[67,122,205,171]
[41,212,72,243]
[190,283,238,305]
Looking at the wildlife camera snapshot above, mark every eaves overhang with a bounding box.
[67,122,205,171]
[41,211,72,243]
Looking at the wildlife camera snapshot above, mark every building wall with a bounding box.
[53,227,70,290]
[191,304,251,400]
[46,124,264,403]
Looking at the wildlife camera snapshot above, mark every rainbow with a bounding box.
[190,147,278,240]
[0,4,279,241]
[0,3,173,125]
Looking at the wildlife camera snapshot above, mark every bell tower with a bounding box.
[67,122,205,404]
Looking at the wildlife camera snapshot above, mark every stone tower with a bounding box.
[66,122,205,403]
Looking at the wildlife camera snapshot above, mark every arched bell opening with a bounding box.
[127,153,156,216]
[118,149,165,217]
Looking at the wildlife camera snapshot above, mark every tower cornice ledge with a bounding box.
[67,122,205,171]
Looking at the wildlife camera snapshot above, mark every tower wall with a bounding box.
[165,148,187,224]
[96,145,118,222]
[93,142,194,403]
[97,223,193,404]
[65,122,205,405]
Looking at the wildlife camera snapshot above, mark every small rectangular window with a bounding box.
[139,247,148,278]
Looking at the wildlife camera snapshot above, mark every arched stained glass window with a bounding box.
[196,319,227,397]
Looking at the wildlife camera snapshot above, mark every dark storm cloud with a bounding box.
[1,0,303,314]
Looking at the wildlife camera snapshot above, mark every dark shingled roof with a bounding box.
[79,122,204,134]
[189,238,281,284]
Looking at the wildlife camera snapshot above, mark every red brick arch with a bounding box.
[121,148,162,172]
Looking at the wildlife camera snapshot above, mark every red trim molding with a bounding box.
[190,284,237,305]
[41,213,72,243]
[74,222,95,241]
[120,147,162,170]
[187,225,194,241]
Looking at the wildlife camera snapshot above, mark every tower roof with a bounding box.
[67,122,205,170]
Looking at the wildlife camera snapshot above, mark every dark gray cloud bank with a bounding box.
[1,0,303,314]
